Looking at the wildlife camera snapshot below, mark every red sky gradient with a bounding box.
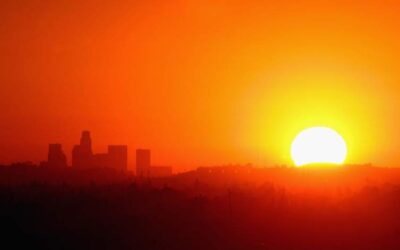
[2,0,400,171]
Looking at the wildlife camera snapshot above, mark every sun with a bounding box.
[291,127,347,167]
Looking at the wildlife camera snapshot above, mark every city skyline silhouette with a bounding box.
[2,1,400,170]
[2,0,400,249]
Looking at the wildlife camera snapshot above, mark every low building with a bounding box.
[135,149,172,177]
[150,166,173,177]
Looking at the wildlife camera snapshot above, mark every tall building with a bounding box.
[80,130,92,151]
[47,144,67,167]
[72,130,94,168]
[108,145,128,171]
[136,149,151,176]
[72,131,128,171]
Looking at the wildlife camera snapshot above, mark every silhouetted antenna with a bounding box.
[228,188,232,220]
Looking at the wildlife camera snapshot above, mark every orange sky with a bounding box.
[1,0,400,171]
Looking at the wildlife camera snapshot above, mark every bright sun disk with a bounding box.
[291,127,347,167]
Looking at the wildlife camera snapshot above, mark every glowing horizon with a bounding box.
[1,0,400,170]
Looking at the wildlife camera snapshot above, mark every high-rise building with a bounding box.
[47,144,67,167]
[108,145,128,171]
[71,131,128,170]
[72,131,94,168]
[136,149,151,176]
[80,130,92,151]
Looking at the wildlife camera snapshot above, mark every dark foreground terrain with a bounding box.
[1,165,400,250]
[2,183,400,249]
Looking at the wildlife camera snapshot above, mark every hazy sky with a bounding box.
[1,0,400,171]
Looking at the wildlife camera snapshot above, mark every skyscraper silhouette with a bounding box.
[72,131,94,168]
[47,144,67,167]
[71,130,128,170]
[136,149,150,176]
[80,130,93,154]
